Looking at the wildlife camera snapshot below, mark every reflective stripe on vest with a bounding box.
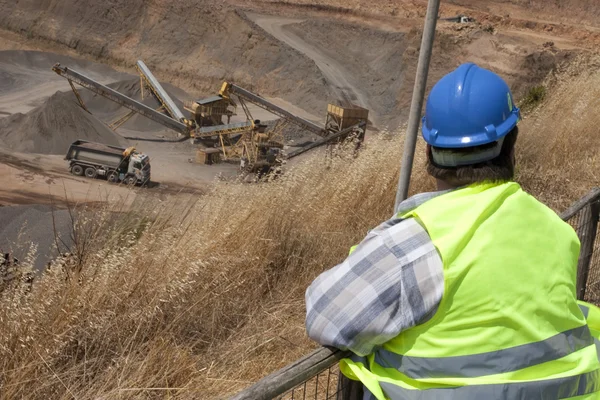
[379,369,600,400]
[578,303,600,361]
[374,325,593,379]
[340,182,600,399]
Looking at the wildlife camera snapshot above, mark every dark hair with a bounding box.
[427,126,518,186]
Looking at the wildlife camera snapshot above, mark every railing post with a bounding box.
[394,0,441,210]
[337,375,363,400]
[576,200,600,300]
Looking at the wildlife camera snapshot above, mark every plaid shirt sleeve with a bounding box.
[305,190,448,356]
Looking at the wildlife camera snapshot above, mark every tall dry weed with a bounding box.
[0,55,599,399]
[517,54,600,209]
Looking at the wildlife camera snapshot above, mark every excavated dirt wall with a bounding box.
[0,0,331,116]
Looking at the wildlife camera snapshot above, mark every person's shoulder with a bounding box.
[395,189,454,215]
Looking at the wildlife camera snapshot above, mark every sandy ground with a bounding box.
[0,150,136,207]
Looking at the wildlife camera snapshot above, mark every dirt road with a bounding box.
[0,150,135,207]
[247,13,380,126]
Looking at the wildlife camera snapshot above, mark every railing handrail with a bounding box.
[230,187,600,400]
[560,188,600,221]
[229,347,349,400]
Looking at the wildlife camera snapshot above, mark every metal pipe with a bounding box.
[394,0,441,211]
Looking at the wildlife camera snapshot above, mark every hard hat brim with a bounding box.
[422,108,520,148]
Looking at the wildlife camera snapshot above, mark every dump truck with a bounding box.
[65,140,151,185]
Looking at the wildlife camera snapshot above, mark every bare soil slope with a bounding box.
[1,1,591,129]
[446,0,600,25]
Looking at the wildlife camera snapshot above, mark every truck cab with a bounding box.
[126,152,151,184]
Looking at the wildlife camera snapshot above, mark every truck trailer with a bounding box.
[65,140,151,185]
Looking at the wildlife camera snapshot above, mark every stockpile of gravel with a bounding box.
[0,91,126,155]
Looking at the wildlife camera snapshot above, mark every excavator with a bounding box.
[52,62,368,174]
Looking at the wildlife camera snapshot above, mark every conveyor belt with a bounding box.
[195,121,254,138]
[223,83,327,137]
[136,60,187,123]
[52,63,189,135]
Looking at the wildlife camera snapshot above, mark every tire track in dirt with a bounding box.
[246,12,379,125]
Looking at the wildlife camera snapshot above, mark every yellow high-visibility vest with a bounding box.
[341,182,600,399]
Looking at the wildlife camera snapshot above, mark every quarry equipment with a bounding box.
[52,63,369,175]
[216,81,369,140]
[219,82,328,137]
[52,63,190,136]
[441,14,475,23]
[285,121,367,159]
[135,60,195,130]
[65,140,151,185]
[194,119,284,173]
[201,82,369,172]
[324,104,369,137]
[184,95,237,128]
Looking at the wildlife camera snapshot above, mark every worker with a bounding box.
[305,63,600,399]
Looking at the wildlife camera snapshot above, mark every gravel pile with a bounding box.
[0,91,126,155]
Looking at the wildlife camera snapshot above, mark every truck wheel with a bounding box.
[84,167,97,179]
[72,165,84,176]
[125,176,137,186]
[107,171,119,183]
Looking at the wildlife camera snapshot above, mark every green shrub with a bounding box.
[520,85,547,111]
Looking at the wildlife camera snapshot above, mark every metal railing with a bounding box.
[231,187,600,400]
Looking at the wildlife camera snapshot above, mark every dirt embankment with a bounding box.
[446,0,600,25]
[1,1,589,130]
[0,0,332,117]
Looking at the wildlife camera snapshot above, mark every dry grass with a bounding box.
[517,54,600,209]
[1,55,599,399]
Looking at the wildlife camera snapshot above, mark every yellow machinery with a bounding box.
[208,82,370,173]
[184,96,237,128]
[53,61,368,176]
[209,120,284,173]
[219,82,328,137]
[325,104,369,139]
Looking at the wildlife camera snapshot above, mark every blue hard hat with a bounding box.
[422,63,520,148]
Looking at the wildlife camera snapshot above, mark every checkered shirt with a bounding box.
[305,190,449,356]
